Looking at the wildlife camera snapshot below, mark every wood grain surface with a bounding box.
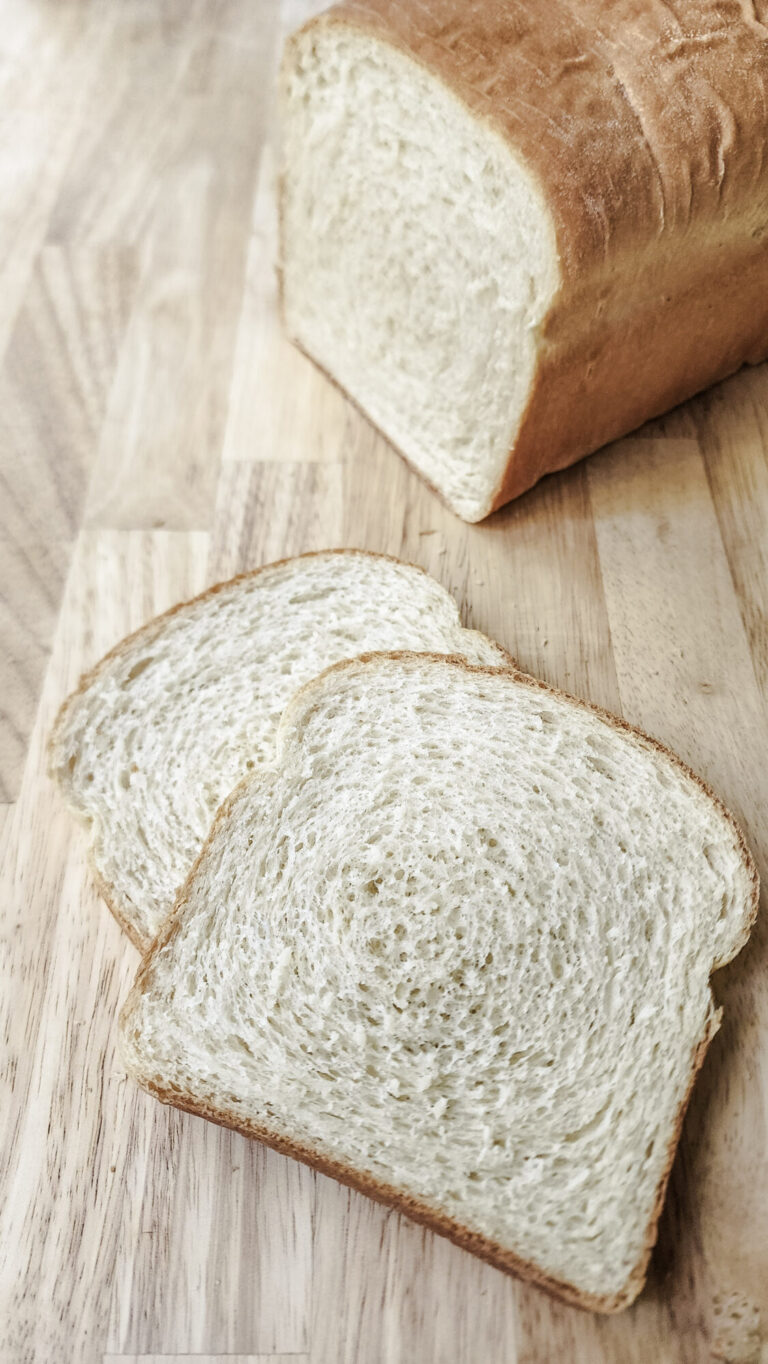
[1,2,767,1361]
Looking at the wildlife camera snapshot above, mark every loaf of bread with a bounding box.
[48,551,509,950]
[279,0,768,521]
[120,653,757,1312]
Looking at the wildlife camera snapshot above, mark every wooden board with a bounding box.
[1,2,767,1361]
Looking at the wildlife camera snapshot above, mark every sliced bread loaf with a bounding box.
[120,653,757,1311]
[49,552,510,951]
[280,2,768,520]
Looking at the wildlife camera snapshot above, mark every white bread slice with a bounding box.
[279,3,768,520]
[120,654,757,1313]
[48,552,510,951]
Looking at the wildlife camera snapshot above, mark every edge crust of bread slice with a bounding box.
[120,653,758,1312]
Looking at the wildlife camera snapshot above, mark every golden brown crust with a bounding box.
[623,1008,722,1304]
[282,2,768,517]
[122,651,758,1313]
[121,1008,720,1314]
[315,0,768,267]
[136,1079,630,1311]
[89,859,147,952]
[48,551,517,950]
[489,251,768,510]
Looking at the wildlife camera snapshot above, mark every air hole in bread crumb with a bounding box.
[125,656,154,684]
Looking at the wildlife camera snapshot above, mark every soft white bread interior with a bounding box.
[280,23,559,522]
[49,553,509,950]
[120,654,757,1311]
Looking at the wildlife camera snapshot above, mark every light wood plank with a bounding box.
[311,1179,521,1364]
[0,2,109,362]
[81,6,272,530]
[341,429,621,708]
[0,803,11,868]
[514,1289,688,1364]
[588,435,768,1352]
[0,244,137,800]
[47,1,199,245]
[685,368,768,701]
[104,1355,308,1363]
[49,2,273,246]
[2,2,768,1360]
[0,530,209,1364]
[209,461,343,582]
[107,1112,313,1357]
[221,147,352,469]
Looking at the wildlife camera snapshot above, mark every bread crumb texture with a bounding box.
[49,553,507,947]
[121,655,756,1306]
[281,24,558,521]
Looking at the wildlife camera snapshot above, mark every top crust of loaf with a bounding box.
[121,652,758,1313]
[305,0,768,271]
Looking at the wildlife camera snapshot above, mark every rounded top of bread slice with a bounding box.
[49,551,510,949]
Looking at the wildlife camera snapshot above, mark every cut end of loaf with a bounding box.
[120,654,757,1311]
[279,20,560,521]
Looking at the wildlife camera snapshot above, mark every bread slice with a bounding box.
[120,653,757,1312]
[48,552,510,951]
[279,3,768,521]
